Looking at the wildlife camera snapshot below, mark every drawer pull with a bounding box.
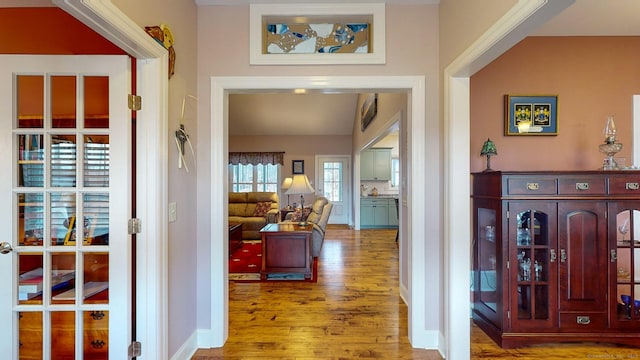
[527,183,540,191]
[91,339,106,349]
[575,182,590,190]
[625,182,640,190]
[576,316,591,325]
[90,311,105,321]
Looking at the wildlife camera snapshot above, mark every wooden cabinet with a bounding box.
[361,148,391,181]
[472,171,640,348]
[260,223,313,280]
[361,197,398,228]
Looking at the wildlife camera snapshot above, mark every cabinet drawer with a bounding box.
[361,198,387,205]
[507,177,557,195]
[609,176,640,195]
[558,177,606,195]
[559,312,606,331]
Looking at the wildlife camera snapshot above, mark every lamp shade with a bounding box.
[480,138,497,156]
[285,174,315,195]
[281,177,293,190]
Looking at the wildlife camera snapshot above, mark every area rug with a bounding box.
[229,241,317,282]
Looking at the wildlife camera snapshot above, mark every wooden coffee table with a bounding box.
[259,223,313,280]
[228,222,243,256]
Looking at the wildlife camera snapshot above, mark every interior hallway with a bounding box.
[193,226,640,359]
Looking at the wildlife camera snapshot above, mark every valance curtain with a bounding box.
[228,152,284,165]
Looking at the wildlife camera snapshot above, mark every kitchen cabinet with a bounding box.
[361,197,398,228]
[361,148,391,181]
[472,171,640,348]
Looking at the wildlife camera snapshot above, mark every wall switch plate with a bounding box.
[168,202,177,222]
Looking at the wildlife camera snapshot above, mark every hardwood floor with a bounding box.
[193,225,640,359]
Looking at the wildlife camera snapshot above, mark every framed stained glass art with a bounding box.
[250,3,385,65]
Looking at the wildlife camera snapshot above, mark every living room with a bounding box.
[228,91,405,230]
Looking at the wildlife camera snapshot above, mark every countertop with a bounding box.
[361,194,398,198]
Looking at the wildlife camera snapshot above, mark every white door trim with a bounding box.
[443,1,574,359]
[208,76,433,348]
[52,1,169,359]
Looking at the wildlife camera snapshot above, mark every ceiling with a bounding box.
[229,0,640,137]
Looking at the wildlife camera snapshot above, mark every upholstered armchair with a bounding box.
[282,196,333,257]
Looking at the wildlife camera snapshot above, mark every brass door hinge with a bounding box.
[128,94,142,111]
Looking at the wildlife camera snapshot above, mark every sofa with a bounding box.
[228,192,279,240]
[281,196,333,257]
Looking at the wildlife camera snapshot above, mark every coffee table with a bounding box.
[228,222,243,256]
[259,222,313,280]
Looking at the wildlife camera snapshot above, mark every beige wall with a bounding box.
[439,0,517,71]
[470,36,640,172]
[111,0,199,355]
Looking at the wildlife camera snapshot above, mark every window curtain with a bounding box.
[228,152,284,165]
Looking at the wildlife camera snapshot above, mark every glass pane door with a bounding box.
[509,202,557,330]
[614,207,640,327]
[0,55,130,360]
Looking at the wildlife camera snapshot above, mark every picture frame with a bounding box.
[249,3,386,65]
[505,95,558,135]
[292,160,304,174]
[361,93,378,131]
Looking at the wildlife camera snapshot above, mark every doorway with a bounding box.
[207,76,436,348]
[315,155,351,225]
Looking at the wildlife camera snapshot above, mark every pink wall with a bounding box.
[470,36,640,172]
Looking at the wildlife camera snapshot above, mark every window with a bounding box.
[229,163,279,192]
[322,161,342,202]
[391,158,400,188]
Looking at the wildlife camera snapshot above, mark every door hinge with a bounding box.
[128,218,142,234]
[128,341,142,358]
[507,310,510,319]
[128,94,142,111]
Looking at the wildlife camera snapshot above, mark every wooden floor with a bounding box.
[193,226,640,359]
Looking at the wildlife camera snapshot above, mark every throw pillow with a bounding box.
[290,207,312,222]
[253,201,272,217]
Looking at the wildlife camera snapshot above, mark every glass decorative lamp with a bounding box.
[480,138,498,172]
[598,116,623,170]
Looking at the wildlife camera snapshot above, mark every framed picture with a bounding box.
[505,95,558,135]
[361,93,378,131]
[249,3,386,65]
[292,160,304,174]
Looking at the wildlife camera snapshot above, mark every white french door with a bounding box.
[0,55,131,359]
[316,155,350,224]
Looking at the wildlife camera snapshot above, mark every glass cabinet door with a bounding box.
[612,206,640,328]
[509,202,557,330]
[476,207,497,312]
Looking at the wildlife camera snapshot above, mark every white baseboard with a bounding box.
[170,330,199,360]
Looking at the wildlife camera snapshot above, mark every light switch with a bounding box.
[168,202,177,222]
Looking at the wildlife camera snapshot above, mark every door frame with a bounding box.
[208,76,433,348]
[315,154,351,225]
[53,0,169,358]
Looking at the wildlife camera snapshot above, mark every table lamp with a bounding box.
[480,138,497,172]
[281,177,293,209]
[285,174,315,225]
